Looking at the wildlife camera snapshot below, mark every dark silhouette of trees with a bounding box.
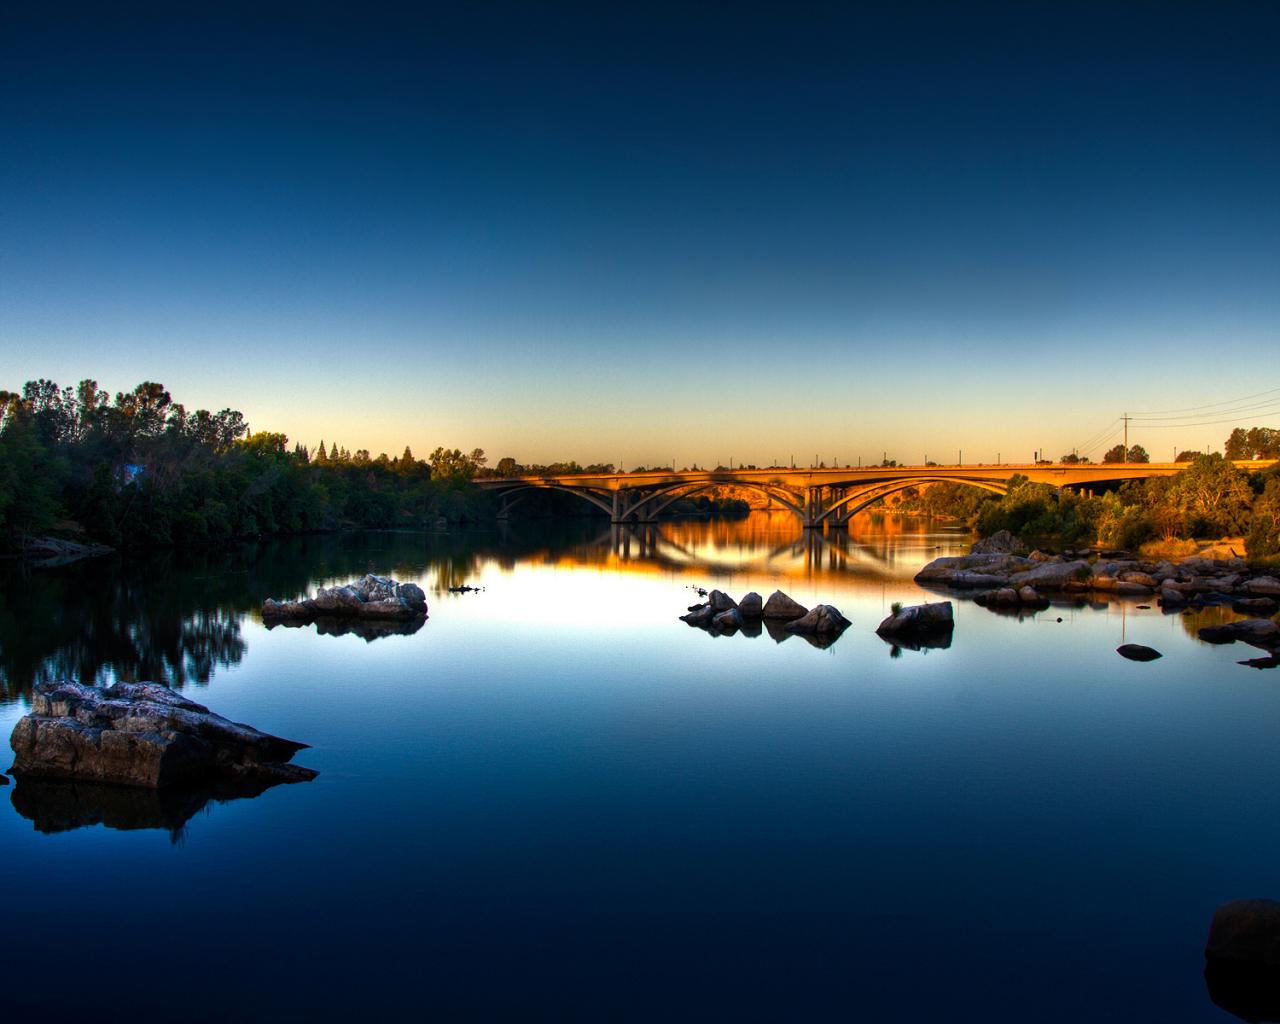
[0,377,492,553]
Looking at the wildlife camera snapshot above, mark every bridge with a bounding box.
[476,460,1275,529]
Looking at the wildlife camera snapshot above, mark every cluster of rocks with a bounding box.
[1199,619,1280,668]
[918,539,1280,615]
[8,679,317,789]
[681,589,851,643]
[263,574,428,623]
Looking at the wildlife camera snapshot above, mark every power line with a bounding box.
[1132,398,1280,423]
[1134,410,1280,429]
[1130,383,1280,417]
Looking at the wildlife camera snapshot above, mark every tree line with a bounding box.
[901,451,1279,560]
[0,378,492,551]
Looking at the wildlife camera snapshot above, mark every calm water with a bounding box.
[2,513,1277,1020]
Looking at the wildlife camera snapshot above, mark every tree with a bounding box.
[1175,450,1202,463]
[1103,444,1148,463]
[1164,454,1253,537]
[1225,427,1280,460]
[496,456,521,477]
[1246,476,1280,559]
[429,446,474,482]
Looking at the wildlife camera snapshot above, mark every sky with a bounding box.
[1,2,1277,467]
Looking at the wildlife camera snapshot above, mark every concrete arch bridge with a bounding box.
[476,461,1258,529]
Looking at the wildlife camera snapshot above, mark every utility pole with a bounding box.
[1122,412,1130,463]
[958,449,962,466]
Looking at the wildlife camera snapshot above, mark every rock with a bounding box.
[1008,560,1092,592]
[1117,644,1162,662]
[708,590,737,612]
[262,574,427,623]
[1120,572,1158,587]
[1234,597,1280,615]
[1028,550,1056,562]
[712,607,744,631]
[975,587,1019,608]
[970,530,1027,555]
[1199,619,1280,651]
[1207,899,1280,967]
[680,604,716,626]
[738,592,763,617]
[1018,585,1046,605]
[8,680,317,789]
[1247,577,1280,597]
[915,553,1035,586]
[784,604,850,636]
[877,601,954,638]
[1159,586,1187,607]
[1240,655,1280,670]
[0,772,8,786]
[762,591,809,620]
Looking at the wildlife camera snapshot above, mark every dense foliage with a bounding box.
[964,454,1279,558]
[0,379,492,551]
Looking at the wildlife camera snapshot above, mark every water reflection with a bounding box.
[266,616,427,641]
[0,515,985,705]
[9,775,301,843]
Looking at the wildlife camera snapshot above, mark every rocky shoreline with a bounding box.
[914,531,1280,615]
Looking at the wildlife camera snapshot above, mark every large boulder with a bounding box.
[784,604,850,636]
[1206,898,1280,966]
[914,553,1035,588]
[263,574,427,622]
[1247,577,1280,597]
[1008,560,1092,592]
[762,591,809,620]
[8,680,317,789]
[738,592,764,618]
[1205,897,1280,1021]
[877,601,954,638]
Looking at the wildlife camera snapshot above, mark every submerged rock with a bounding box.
[9,680,317,789]
[762,591,809,620]
[876,601,954,638]
[1117,644,1162,662]
[263,574,427,623]
[784,604,850,636]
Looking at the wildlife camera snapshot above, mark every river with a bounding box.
[0,512,1275,1020]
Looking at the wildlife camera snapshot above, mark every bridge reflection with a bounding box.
[516,511,971,583]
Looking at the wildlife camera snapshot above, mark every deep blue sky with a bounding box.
[2,3,1277,464]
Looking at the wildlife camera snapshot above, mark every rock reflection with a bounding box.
[267,616,426,641]
[1204,959,1280,1022]
[9,775,298,843]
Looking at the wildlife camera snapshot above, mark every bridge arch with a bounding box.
[490,482,616,518]
[816,477,1009,525]
[640,481,807,522]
